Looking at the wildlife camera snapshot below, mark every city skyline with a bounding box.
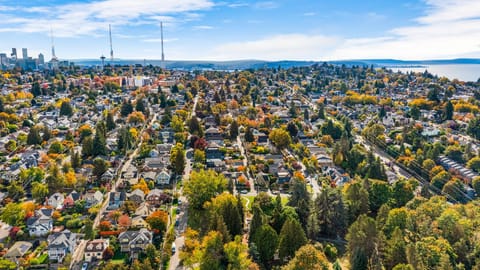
[0,0,479,61]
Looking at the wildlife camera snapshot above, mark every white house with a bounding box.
[47,230,77,263]
[84,239,109,262]
[27,209,53,237]
[156,170,171,185]
[48,193,65,210]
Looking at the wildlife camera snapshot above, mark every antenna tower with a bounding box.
[109,24,114,61]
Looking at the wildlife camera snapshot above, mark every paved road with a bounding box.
[283,149,321,198]
[236,136,257,195]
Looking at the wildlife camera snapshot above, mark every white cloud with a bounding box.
[193,25,213,30]
[303,12,316,17]
[0,0,214,37]
[254,1,278,9]
[228,3,249,8]
[208,34,340,60]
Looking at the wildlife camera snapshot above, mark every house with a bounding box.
[131,216,149,229]
[206,142,224,160]
[84,191,103,208]
[48,193,65,210]
[27,209,53,237]
[84,239,109,262]
[118,229,153,260]
[4,241,32,262]
[134,202,154,218]
[206,159,227,172]
[156,169,171,185]
[128,189,145,205]
[143,158,168,172]
[47,230,77,263]
[316,154,333,168]
[277,169,291,185]
[64,191,81,208]
[205,127,223,142]
[101,169,115,183]
[146,189,163,206]
[108,191,127,210]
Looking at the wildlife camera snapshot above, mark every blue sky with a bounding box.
[0,0,479,61]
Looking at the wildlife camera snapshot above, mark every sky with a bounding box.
[0,0,480,61]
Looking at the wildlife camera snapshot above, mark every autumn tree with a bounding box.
[146,210,168,234]
[170,143,186,175]
[31,182,49,202]
[184,169,228,210]
[269,128,292,150]
[282,244,329,270]
[0,203,25,226]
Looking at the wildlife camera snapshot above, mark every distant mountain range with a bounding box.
[70,58,480,70]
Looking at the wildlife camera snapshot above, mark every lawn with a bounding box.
[111,251,127,264]
[241,195,289,211]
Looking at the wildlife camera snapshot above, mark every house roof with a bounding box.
[85,239,108,252]
[5,241,32,258]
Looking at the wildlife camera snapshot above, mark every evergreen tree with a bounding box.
[82,136,94,157]
[135,97,146,113]
[120,100,133,117]
[59,101,73,116]
[244,126,254,143]
[71,151,81,170]
[27,126,42,145]
[106,111,116,131]
[249,204,264,241]
[31,81,42,97]
[445,101,453,120]
[230,120,239,140]
[92,127,107,156]
[253,225,278,268]
[278,218,307,261]
[42,126,51,142]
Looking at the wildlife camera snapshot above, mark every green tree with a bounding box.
[385,227,407,269]
[32,182,49,202]
[59,100,73,116]
[346,215,380,270]
[92,128,107,157]
[467,116,480,140]
[445,101,453,120]
[269,128,292,150]
[106,111,116,131]
[473,176,480,196]
[390,179,415,208]
[249,204,264,241]
[48,141,64,154]
[253,225,278,267]
[0,259,16,270]
[199,231,224,270]
[0,202,25,226]
[71,151,81,170]
[244,126,254,143]
[442,179,467,203]
[313,186,346,237]
[224,236,252,270]
[82,136,94,157]
[120,100,133,117]
[230,120,239,140]
[188,117,203,137]
[27,126,42,145]
[135,97,146,113]
[467,156,480,173]
[170,143,186,175]
[7,181,24,199]
[368,180,392,213]
[343,181,370,224]
[84,218,94,240]
[278,218,307,261]
[92,158,109,180]
[184,169,227,210]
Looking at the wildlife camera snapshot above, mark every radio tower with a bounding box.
[50,28,57,61]
[109,24,114,62]
[161,22,165,69]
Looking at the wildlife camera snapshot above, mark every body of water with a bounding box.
[394,64,480,82]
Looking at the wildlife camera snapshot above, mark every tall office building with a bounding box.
[22,48,28,59]
[38,53,45,65]
[0,53,7,66]
[11,48,17,59]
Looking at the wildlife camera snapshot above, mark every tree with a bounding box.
[445,101,453,120]
[278,218,307,261]
[253,225,278,267]
[84,218,94,240]
[209,193,243,237]
[0,203,24,226]
[92,129,107,157]
[171,115,184,133]
[224,236,252,269]
[48,141,64,154]
[32,182,49,202]
[146,210,168,234]
[473,176,480,196]
[106,111,116,131]
[120,100,133,117]
[442,179,467,203]
[313,186,346,237]
[170,143,186,175]
[368,180,392,213]
[385,227,407,269]
[7,181,24,199]
[27,126,42,145]
[103,246,114,260]
[71,151,81,170]
[135,97,146,113]
[127,111,145,125]
[282,244,329,270]
[199,231,224,270]
[194,149,206,163]
[343,181,370,224]
[286,121,299,138]
[390,179,415,208]
[184,169,227,210]
[467,117,480,140]
[82,136,94,157]
[249,204,264,241]
[467,156,480,173]
[230,120,239,140]
[244,126,254,143]
[346,215,380,270]
[0,259,16,270]
[188,117,203,137]
[59,100,73,116]
[92,158,109,180]
[288,179,310,230]
[269,128,292,150]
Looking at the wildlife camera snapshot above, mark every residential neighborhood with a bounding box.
[0,62,479,269]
